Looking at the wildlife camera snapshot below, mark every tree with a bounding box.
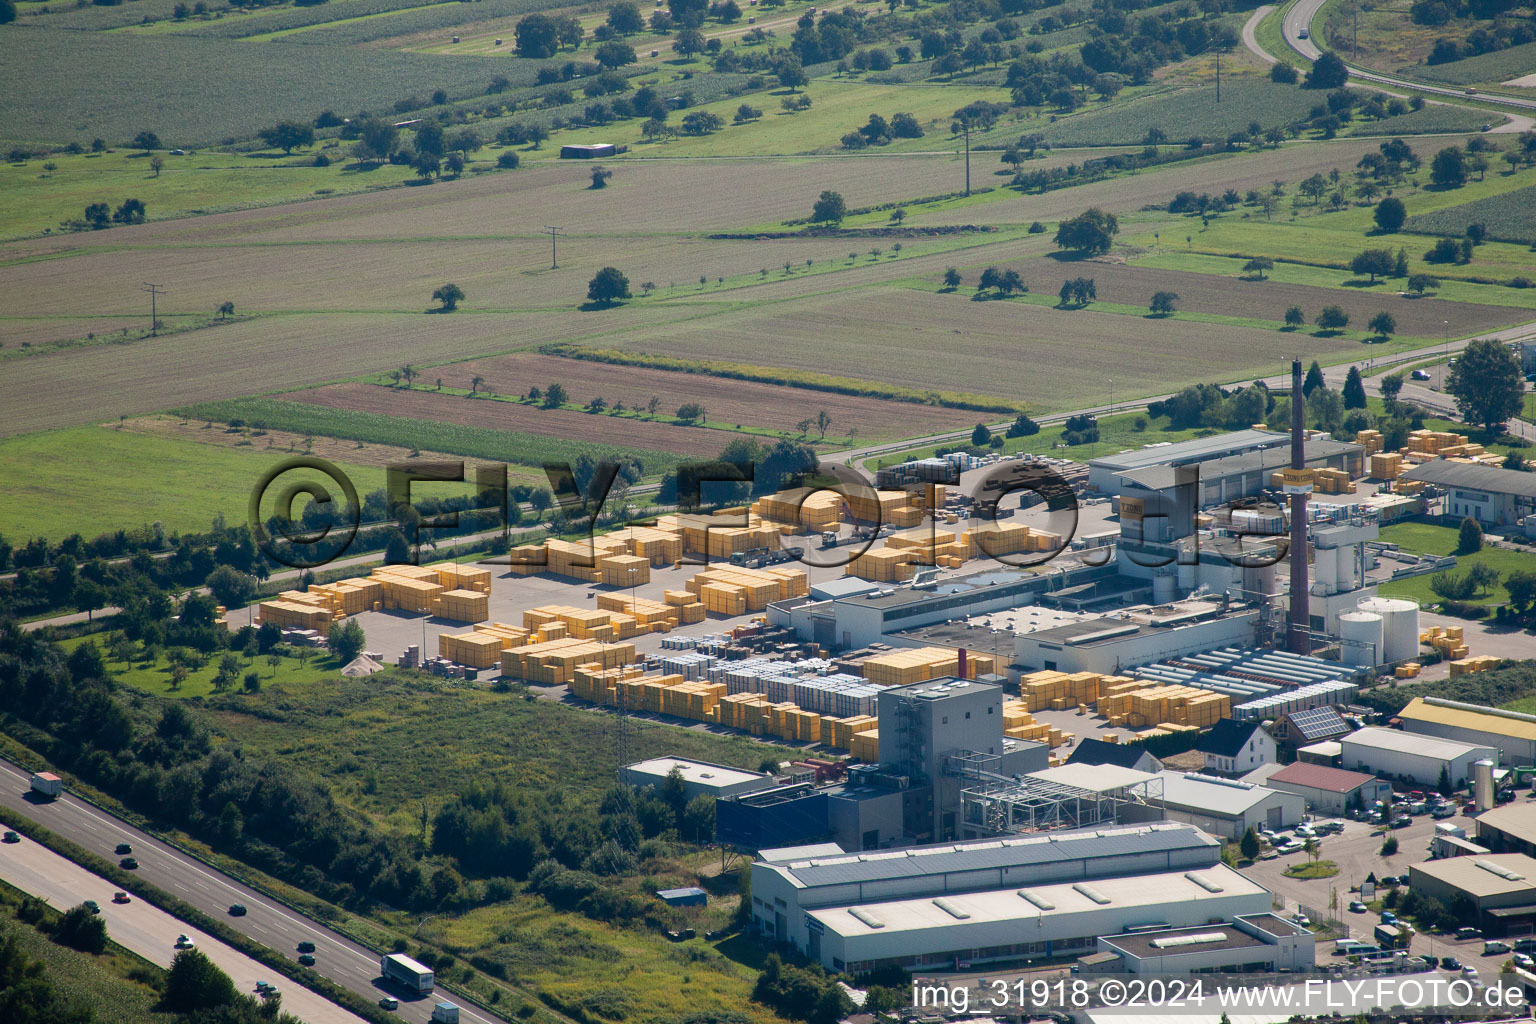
[673,27,706,57]
[815,409,831,439]
[0,0,14,24]
[595,40,637,68]
[1375,196,1407,233]
[413,152,440,180]
[608,1,644,34]
[1243,256,1273,280]
[258,121,315,154]
[810,190,846,224]
[1006,413,1040,437]
[515,13,560,57]
[1505,569,1536,613]
[1284,306,1305,329]
[328,619,366,663]
[587,266,631,305]
[1430,146,1466,187]
[1408,273,1438,296]
[1447,337,1523,432]
[543,383,568,408]
[681,111,723,135]
[161,949,239,1012]
[1380,371,1405,407]
[776,56,807,91]
[1303,360,1325,395]
[1054,207,1118,254]
[216,300,234,320]
[1304,52,1348,89]
[1343,366,1367,409]
[1438,763,1455,797]
[942,267,962,290]
[1059,277,1096,307]
[1351,248,1394,283]
[1369,311,1396,338]
[1316,306,1350,331]
[1149,290,1178,315]
[149,155,164,177]
[1240,827,1260,861]
[205,566,256,607]
[133,131,161,152]
[971,423,991,447]
[112,199,146,225]
[432,283,464,312]
[677,401,704,423]
[590,165,613,188]
[55,904,108,954]
[1459,515,1484,554]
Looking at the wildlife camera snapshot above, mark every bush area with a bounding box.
[1357,662,1535,716]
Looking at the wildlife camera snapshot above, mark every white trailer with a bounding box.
[29,773,63,799]
[380,952,434,994]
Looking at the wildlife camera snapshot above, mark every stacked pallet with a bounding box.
[660,513,782,558]
[663,589,708,624]
[1355,429,1384,456]
[1019,670,1113,712]
[1315,467,1352,494]
[256,596,332,630]
[845,490,912,524]
[568,664,647,704]
[824,715,879,750]
[965,521,1036,557]
[435,588,489,623]
[438,632,504,668]
[885,528,976,567]
[622,526,683,566]
[661,679,728,719]
[373,566,446,613]
[1395,662,1422,679]
[430,563,492,594]
[1422,625,1469,660]
[685,565,808,613]
[598,553,651,587]
[753,488,844,531]
[596,593,681,631]
[501,636,637,684]
[1450,655,1501,677]
[1369,452,1404,479]
[1099,684,1230,729]
[308,578,383,617]
[860,646,995,685]
[846,547,913,581]
[1407,429,1463,455]
[850,729,879,762]
[716,693,774,732]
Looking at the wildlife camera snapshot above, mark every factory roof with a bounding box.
[1156,772,1293,817]
[882,677,1001,701]
[810,577,882,601]
[1088,430,1286,472]
[1474,804,1536,845]
[1411,854,1536,899]
[1026,763,1160,794]
[623,757,768,789]
[758,843,846,863]
[1118,438,1361,492]
[1402,460,1536,499]
[1341,726,1495,761]
[1397,697,1536,743]
[806,864,1264,938]
[763,822,1216,890]
[1066,738,1160,771]
[1099,923,1267,959]
[1196,719,1267,759]
[1266,762,1381,794]
[1278,705,1352,743]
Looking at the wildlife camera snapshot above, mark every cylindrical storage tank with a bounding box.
[1177,560,1196,592]
[1244,561,1277,599]
[1339,612,1385,667]
[1476,759,1496,812]
[1153,571,1176,604]
[1358,597,1420,664]
[1312,547,1338,596]
[1337,544,1356,592]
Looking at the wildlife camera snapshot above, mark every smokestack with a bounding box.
[958,647,968,679]
[1287,359,1311,654]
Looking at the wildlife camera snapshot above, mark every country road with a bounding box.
[0,758,512,1024]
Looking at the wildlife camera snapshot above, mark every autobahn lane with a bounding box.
[0,758,510,1024]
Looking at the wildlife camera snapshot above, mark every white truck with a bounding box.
[1435,821,1467,840]
[29,772,63,799]
[380,952,434,994]
[431,1003,460,1024]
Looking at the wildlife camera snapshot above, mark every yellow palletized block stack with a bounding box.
[568,664,646,704]
[1423,625,1469,660]
[753,488,845,531]
[598,553,651,587]
[1020,670,1102,712]
[823,715,879,750]
[1312,467,1352,494]
[430,562,492,594]
[1097,685,1229,729]
[887,505,924,528]
[434,588,489,623]
[1369,452,1404,479]
[438,632,505,668]
[501,636,636,684]
[376,576,443,614]
[476,622,532,649]
[1355,429,1384,455]
[686,566,804,610]
[967,521,1035,556]
[307,578,382,617]
[717,693,770,731]
[660,679,728,720]
[1397,478,1427,494]
[1450,655,1501,677]
[851,728,879,762]
[621,526,683,566]
[699,582,748,617]
[1395,662,1422,679]
[846,547,914,581]
[539,536,630,581]
[846,490,912,524]
[596,594,680,631]
[862,646,962,686]
[374,564,439,584]
[1407,429,1462,455]
[886,528,976,566]
[256,599,332,630]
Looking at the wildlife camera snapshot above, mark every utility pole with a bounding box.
[544,226,560,270]
[1215,50,1221,103]
[141,282,164,336]
[1352,5,1358,58]
[961,121,971,197]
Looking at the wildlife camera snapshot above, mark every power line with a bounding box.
[141,282,165,337]
[544,226,560,270]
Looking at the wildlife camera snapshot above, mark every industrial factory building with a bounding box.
[620,757,776,801]
[748,821,1265,971]
[1400,460,1536,527]
[1110,438,1363,509]
[1085,915,1316,974]
[1263,762,1392,816]
[1120,771,1304,839]
[1087,430,1295,495]
[1011,600,1260,676]
[1476,805,1536,857]
[1396,698,1536,767]
[1340,728,1498,788]
[1408,854,1536,937]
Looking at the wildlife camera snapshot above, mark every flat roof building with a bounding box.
[621,757,776,801]
[1396,697,1536,767]
[1409,853,1536,936]
[1476,804,1536,858]
[1088,430,1290,495]
[1120,771,1304,839]
[1401,461,1536,527]
[1263,762,1392,816]
[1088,915,1315,974]
[1012,602,1260,676]
[1339,727,1498,788]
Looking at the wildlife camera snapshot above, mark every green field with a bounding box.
[0,425,393,542]
[1377,520,1536,607]
[1403,184,1536,246]
[1039,79,1321,147]
[1412,42,1536,87]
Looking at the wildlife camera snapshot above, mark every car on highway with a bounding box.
[120,857,138,870]
[1349,900,1367,913]
[229,904,247,916]
[115,843,132,855]
[1,831,17,843]
[112,892,130,904]
[298,953,316,967]
[83,900,100,914]
[297,940,316,954]
[174,934,195,950]
[1298,28,1308,38]
[1381,911,1397,924]
[379,996,400,1011]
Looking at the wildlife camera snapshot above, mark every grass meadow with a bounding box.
[1377,521,1536,607]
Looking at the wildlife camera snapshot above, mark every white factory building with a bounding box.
[620,757,776,801]
[1395,697,1536,767]
[1085,915,1316,974]
[1339,727,1498,788]
[750,822,1244,971]
[1120,771,1305,840]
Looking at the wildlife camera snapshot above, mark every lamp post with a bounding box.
[1441,320,1449,391]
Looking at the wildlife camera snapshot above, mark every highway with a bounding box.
[0,759,511,1024]
[0,818,367,1024]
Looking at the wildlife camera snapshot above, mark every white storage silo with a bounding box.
[1338,611,1385,667]
[1312,546,1338,596]
[1153,570,1176,604]
[1357,597,1420,664]
[1476,759,1496,812]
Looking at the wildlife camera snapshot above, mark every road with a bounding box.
[0,759,511,1024]
[0,820,368,1024]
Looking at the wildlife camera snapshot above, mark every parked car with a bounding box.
[1516,953,1535,969]
[1412,369,1432,381]
[1295,823,1317,838]
[229,904,246,916]
[120,857,138,870]
[1462,965,1480,979]
[115,843,132,855]
[1457,927,1483,941]
[1391,815,1412,829]
[1433,804,1456,819]
[1484,939,1511,955]
[1349,900,1368,913]
[1276,840,1304,855]
[1292,914,1311,927]
[1381,911,1397,924]
[256,981,271,993]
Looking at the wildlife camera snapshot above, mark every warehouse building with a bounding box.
[1396,697,1536,767]
[1195,719,1276,776]
[621,757,776,801]
[1400,461,1536,527]
[750,821,1259,971]
[1085,915,1315,974]
[1340,727,1498,788]
[1476,805,1536,857]
[1263,762,1392,816]
[1121,771,1304,839]
[1408,854,1536,937]
[1111,438,1363,510]
[1012,601,1261,676]
[1087,430,1294,495]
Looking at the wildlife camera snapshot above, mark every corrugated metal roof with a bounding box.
[779,823,1212,888]
[1156,771,1293,816]
[1088,430,1285,472]
[1398,697,1536,743]
[1342,726,1496,761]
[1267,761,1378,794]
[1401,459,1536,498]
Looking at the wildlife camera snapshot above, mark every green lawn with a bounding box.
[868,408,1216,470]
[1377,520,1536,606]
[62,636,351,700]
[0,425,390,542]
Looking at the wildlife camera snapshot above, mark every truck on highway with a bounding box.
[381,952,434,994]
[431,1003,460,1024]
[29,772,63,799]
